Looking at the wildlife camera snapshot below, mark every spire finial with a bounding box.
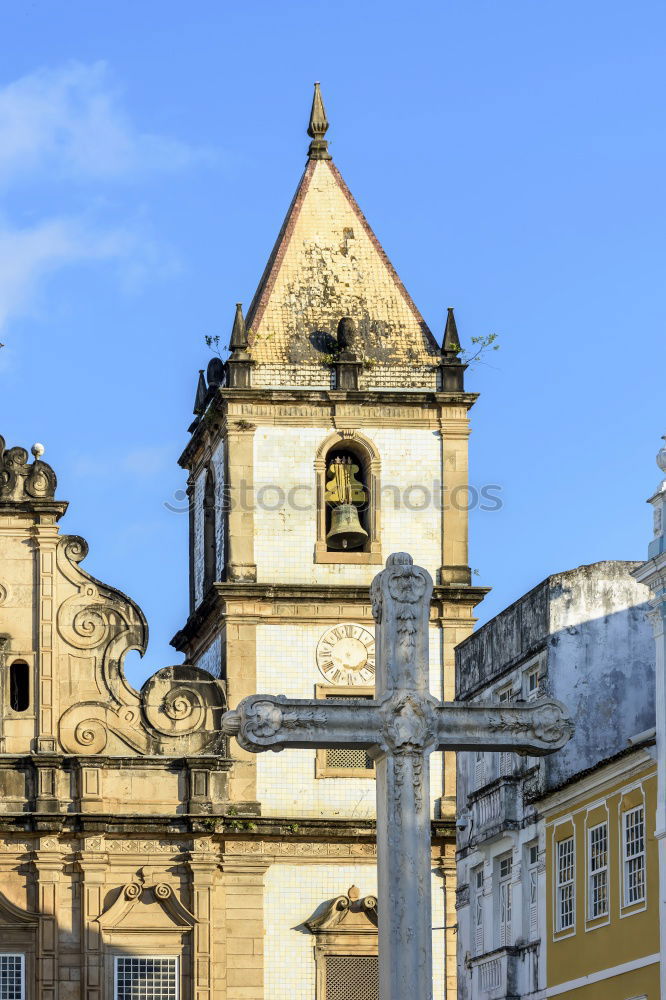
[230,303,248,353]
[307,82,332,161]
[441,307,461,356]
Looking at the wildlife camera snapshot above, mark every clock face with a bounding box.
[316,624,375,685]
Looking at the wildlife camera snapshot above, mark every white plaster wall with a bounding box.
[256,623,444,819]
[264,863,446,1000]
[253,425,442,585]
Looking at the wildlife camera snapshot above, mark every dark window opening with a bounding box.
[9,660,30,712]
[203,467,217,592]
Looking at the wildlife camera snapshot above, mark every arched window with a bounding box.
[9,660,30,712]
[203,467,217,592]
[315,432,382,565]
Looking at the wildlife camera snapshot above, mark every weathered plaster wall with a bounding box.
[545,562,654,787]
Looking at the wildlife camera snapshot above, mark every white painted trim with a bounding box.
[545,952,659,996]
[540,752,655,816]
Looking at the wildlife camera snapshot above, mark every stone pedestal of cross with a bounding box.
[221,553,573,1000]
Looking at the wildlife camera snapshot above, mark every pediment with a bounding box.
[0,890,39,927]
[97,881,196,938]
[305,885,377,936]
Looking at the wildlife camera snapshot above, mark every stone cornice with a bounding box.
[171,582,489,651]
[179,386,478,468]
[0,812,455,841]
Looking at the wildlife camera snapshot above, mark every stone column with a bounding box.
[32,838,62,1000]
[187,840,219,1000]
[34,519,59,752]
[225,423,256,583]
[77,837,108,1000]
[220,853,268,1000]
[438,408,471,587]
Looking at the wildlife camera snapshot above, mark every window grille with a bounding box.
[0,955,24,1000]
[623,806,646,906]
[325,748,374,770]
[588,822,609,919]
[325,956,379,1000]
[321,695,374,773]
[473,867,484,955]
[114,957,178,1000]
[556,837,575,931]
[498,855,512,946]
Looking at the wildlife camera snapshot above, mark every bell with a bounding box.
[326,503,369,551]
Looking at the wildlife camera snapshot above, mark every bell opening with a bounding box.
[324,446,370,552]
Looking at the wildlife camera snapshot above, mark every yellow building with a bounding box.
[543,738,659,999]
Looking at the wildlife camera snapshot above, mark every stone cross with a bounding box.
[221,553,573,1000]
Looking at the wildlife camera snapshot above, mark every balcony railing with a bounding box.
[468,776,521,842]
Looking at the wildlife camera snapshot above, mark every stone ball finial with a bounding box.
[31,443,44,460]
[347,885,360,901]
[658,436,666,475]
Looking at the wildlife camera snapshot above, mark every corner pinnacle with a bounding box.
[307,82,332,161]
[230,303,248,353]
[441,307,461,357]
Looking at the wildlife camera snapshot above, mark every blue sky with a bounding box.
[1,0,664,687]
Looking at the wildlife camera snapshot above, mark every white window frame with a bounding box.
[524,665,540,701]
[622,806,646,907]
[587,821,609,920]
[555,836,575,932]
[113,956,179,1000]
[497,854,513,947]
[472,866,484,956]
[0,954,25,1000]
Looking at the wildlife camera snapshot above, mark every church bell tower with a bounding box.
[172,84,486,999]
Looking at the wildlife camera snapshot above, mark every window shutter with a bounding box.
[325,956,379,1000]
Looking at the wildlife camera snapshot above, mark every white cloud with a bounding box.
[0,61,209,340]
[0,61,209,185]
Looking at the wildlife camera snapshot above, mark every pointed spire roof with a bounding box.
[229,303,248,353]
[307,82,332,161]
[441,307,461,356]
[245,86,440,369]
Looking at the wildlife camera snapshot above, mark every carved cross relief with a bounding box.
[222,553,573,1000]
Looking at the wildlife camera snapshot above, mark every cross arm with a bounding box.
[221,694,381,753]
[434,698,574,755]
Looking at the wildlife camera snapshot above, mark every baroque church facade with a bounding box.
[0,86,486,1000]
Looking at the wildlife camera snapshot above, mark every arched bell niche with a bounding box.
[314,431,382,565]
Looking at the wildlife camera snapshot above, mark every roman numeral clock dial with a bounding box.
[316,624,376,685]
